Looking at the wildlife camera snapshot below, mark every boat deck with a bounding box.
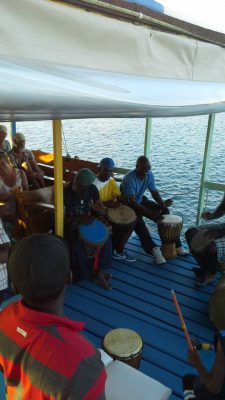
[2,234,217,399]
[65,234,217,400]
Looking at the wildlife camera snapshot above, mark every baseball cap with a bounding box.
[8,234,70,301]
[99,157,115,169]
[75,168,96,186]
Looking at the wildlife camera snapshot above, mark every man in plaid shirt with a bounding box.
[0,218,10,301]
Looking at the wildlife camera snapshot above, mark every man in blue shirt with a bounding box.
[121,156,188,264]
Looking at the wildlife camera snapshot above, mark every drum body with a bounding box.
[102,328,143,369]
[107,204,136,226]
[158,214,183,259]
[79,219,109,257]
[209,275,225,329]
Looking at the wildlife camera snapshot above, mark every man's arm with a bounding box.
[202,195,225,220]
[188,341,225,394]
[150,190,173,208]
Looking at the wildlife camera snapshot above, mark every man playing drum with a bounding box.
[121,156,189,265]
[186,195,225,287]
[64,168,113,290]
[94,157,136,262]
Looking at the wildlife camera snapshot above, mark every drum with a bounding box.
[102,328,143,369]
[158,214,183,260]
[79,219,109,258]
[107,204,136,226]
[209,275,225,329]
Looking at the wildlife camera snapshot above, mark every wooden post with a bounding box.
[144,117,152,158]
[196,114,215,224]
[52,120,64,236]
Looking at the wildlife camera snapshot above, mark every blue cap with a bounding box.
[99,157,115,169]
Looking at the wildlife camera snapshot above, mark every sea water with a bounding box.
[7,113,225,234]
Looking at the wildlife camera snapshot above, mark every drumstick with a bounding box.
[171,289,193,350]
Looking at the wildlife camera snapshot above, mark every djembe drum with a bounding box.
[209,274,225,329]
[157,214,183,260]
[102,328,143,369]
[107,204,136,226]
[79,219,109,270]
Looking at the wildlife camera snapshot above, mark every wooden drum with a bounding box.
[79,219,109,258]
[102,328,143,369]
[158,214,183,260]
[107,204,136,226]
[209,274,225,329]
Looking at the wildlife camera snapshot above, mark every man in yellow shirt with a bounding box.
[94,158,136,262]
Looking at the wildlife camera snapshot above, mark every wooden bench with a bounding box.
[15,151,129,237]
[32,150,129,185]
[32,150,99,186]
[15,186,55,237]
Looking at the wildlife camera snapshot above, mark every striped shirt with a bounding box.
[0,300,106,399]
[0,219,10,291]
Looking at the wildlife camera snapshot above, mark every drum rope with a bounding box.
[159,185,200,197]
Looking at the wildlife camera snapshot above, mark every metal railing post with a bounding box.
[196,114,215,224]
[144,117,152,158]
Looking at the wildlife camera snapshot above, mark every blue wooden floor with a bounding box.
[1,234,217,399]
[64,234,217,400]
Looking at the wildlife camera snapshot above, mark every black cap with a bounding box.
[8,234,70,300]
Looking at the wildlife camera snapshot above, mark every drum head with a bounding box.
[79,220,109,245]
[107,204,136,225]
[161,214,182,225]
[103,328,142,358]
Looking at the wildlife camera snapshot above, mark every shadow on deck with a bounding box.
[64,234,217,400]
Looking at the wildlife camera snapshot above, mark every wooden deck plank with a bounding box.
[63,234,217,398]
[0,234,218,399]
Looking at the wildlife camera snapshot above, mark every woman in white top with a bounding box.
[0,154,28,221]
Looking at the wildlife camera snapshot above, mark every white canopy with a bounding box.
[1,0,225,120]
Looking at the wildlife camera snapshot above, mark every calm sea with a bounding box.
[5,113,225,236]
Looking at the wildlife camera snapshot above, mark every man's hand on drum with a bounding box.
[104,199,120,209]
[148,210,163,223]
[163,198,173,208]
[201,211,214,220]
[78,214,94,225]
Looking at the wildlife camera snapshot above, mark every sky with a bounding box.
[162,0,225,33]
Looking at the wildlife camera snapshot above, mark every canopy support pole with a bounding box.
[9,121,16,146]
[52,120,64,237]
[144,118,152,158]
[196,114,215,225]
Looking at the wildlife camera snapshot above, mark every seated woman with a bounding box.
[64,168,112,290]
[0,125,11,154]
[94,157,136,261]
[186,195,225,287]
[0,153,29,225]
[9,133,45,189]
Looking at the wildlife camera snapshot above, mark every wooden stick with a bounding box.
[171,289,193,350]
